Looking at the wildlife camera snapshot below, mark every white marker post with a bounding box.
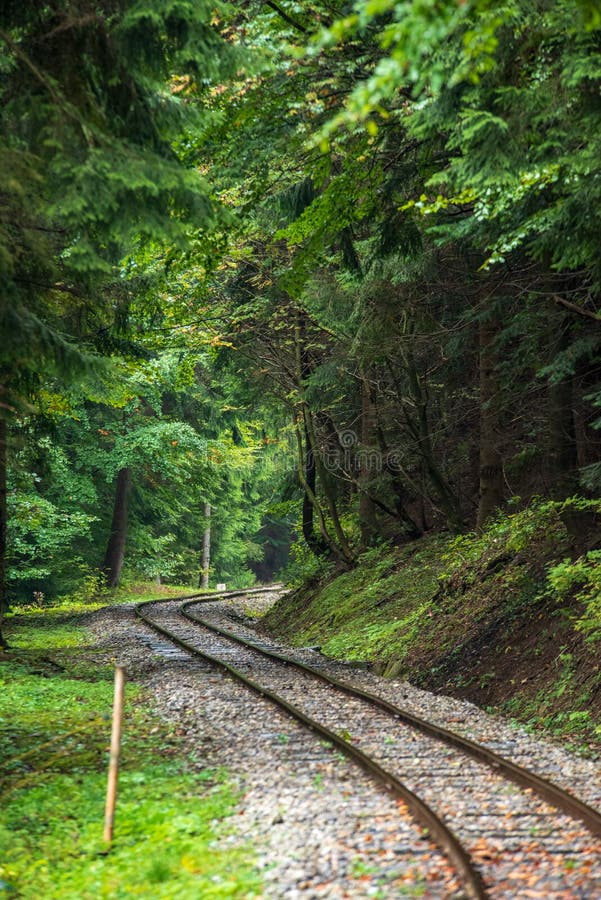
[103,665,125,845]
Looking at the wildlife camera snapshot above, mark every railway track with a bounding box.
[135,587,601,899]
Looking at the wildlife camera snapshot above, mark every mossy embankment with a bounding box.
[265,499,601,750]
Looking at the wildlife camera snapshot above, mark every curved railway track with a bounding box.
[135,587,601,899]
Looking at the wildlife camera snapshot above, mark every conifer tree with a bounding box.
[0,0,234,642]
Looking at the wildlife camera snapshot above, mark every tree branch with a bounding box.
[0,27,63,107]
[263,1,308,34]
[553,294,600,322]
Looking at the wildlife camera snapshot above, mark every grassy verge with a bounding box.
[265,500,601,753]
[12,578,203,619]
[0,602,261,899]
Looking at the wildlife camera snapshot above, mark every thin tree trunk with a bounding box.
[359,374,378,546]
[0,418,7,648]
[103,467,131,588]
[549,379,577,497]
[476,313,504,529]
[374,422,423,536]
[294,316,323,558]
[398,355,464,532]
[199,502,211,589]
[294,417,335,559]
[544,312,577,496]
[301,419,321,554]
[302,405,354,565]
[294,312,351,563]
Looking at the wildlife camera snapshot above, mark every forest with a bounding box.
[2,0,601,651]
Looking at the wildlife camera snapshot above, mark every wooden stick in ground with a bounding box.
[103,665,125,845]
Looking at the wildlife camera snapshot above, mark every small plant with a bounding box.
[479,671,495,689]
[554,651,575,699]
[279,537,331,586]
[58,568,106,606]
[350,859,379,877]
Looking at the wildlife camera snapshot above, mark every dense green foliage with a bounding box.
[1,6,601,889]
[7,350,290,601]
[0,1,294,626]
[1,0,600,634]
[190,0,601,571]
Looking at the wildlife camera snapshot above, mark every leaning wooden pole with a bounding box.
[104,665,125,845]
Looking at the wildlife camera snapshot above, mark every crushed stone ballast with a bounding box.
[132,587,601,899]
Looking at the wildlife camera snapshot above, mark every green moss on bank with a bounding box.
[267,535,449,663]
[265,499,601,750]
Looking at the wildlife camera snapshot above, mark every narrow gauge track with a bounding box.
[136,589,601,899]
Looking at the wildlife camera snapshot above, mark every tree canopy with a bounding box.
[2,0,601,644]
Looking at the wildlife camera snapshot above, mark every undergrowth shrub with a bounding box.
[441,497,565,574]
[440,496,601,639]
[280,537,332,585]
[547,551,601,643]
[442,497,597,566]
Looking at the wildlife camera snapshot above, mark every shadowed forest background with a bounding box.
[2,0,601,651]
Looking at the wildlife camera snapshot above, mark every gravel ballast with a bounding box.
[86,593,601,898]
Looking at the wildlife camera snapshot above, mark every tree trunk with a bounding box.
[301,419,322,554]
[544,313,577,496]
[199,502,211,589]
[374,422,423,536]
[359,374,378,546]
[0,418,7,648]
[398,354,464,532]
[549,379,578,497]
[476,313,504,529]
[294,312,351,564]
[294,416,335,559]
[103,467,131,588]
[303,405,355,565]
[295,317,325,558]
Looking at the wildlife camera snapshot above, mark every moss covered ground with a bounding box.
[264,500,601,753]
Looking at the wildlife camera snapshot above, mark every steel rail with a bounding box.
[135,596,488,900]
[181,597,601,840]
[134,585,281,608]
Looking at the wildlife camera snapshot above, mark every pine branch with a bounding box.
[0,27,63,108]
[553,294,600,322]
[15,278,85,298]
[263,1,308,34]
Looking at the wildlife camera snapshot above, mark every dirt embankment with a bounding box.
[264,506,601,750]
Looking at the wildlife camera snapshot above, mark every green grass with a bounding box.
[107,578,203,604]
[12,578,202,619]
[0,605,261,899]
[7,620,86,650]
